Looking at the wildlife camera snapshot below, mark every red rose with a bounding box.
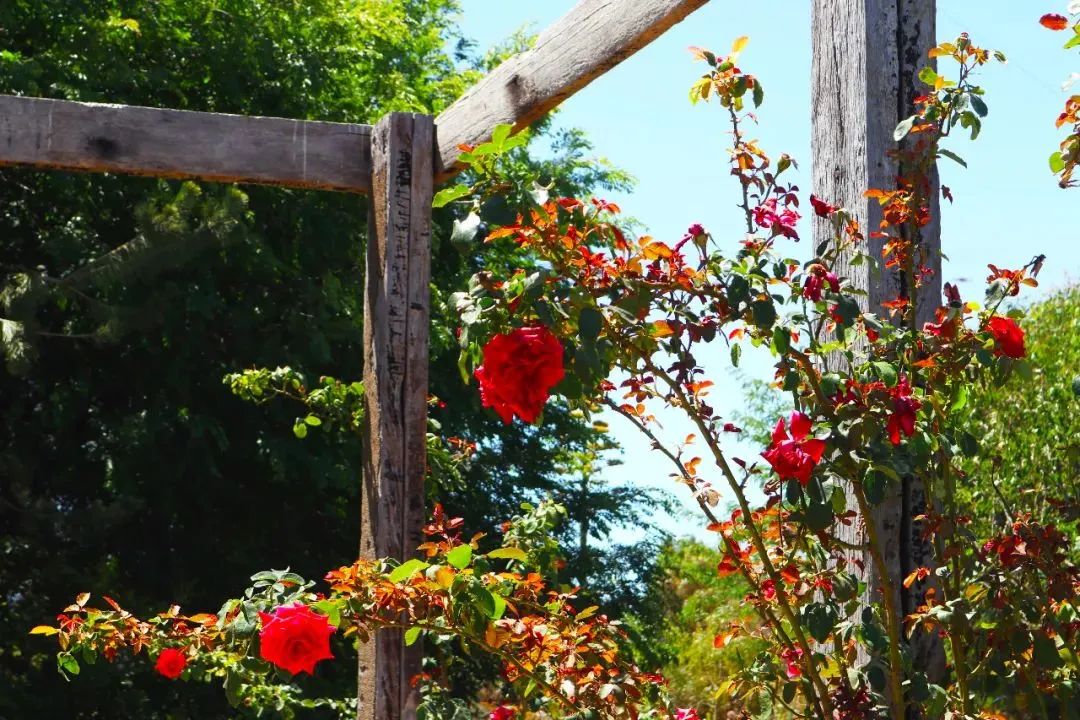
[761,412,826,486]
[987,316,1026,358]
[154,647,187,680]
[258,603,335,675]
[490,706,516,720]
[475,326,565,424]
[886,375,921,446]
[752,198,801,240]
[803,264,840,302]
[809,194,838,217]
[1040,13,1069,30]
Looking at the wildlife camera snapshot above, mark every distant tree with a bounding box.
[959,285,1080,543]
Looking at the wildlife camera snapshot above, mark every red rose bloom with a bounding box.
[986,316,1026,358]
[762,412,826,486]
[752,198,801,240]
[258,603,335,675]
[475,326,565,424]
[154,647,187,680]
[803,264,840,302]
[490,707,516,720]
[809,194,838,217]
[886,375,921,446]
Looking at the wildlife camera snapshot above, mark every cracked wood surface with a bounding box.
[0,94,373,192]
[811,0,946,693]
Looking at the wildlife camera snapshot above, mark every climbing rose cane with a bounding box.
[154,647,187,680]
[762,412,826,486]
[474,325,565,424]
[257,604,335,675]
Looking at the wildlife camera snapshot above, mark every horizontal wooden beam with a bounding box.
[434,0,710,178]
[0,95,373,193]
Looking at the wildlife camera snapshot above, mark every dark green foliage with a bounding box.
[0,2,658,716]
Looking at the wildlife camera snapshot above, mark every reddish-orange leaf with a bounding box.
[1040,13,1069,30]
[652,320,676,338]
[780,564,800,585]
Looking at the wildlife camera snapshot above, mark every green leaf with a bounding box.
[894,115,916,141]
[871,361,898,387]
[938,148,967,167]
[292,420,308,439]
[1050,152,1066,173]
[473,586,497,618]
[224,669,242,707]
[771,326,790,354]
[803,602,838,643]
[432,184,471,208]
[918,66,938,86]
[578,307,603,342]
[480,195,515,226]
[388,558,430,583]
[751,299,777,330]
[490,592,508,620]
[863,470,889,505]
[491,123,513,148]
[730,343,742,368]
[1033,633,1064,669]
[446,544,473,570]
[404,626,422,646]
[969,94,988,118]
[804,501,833,531]
[950,384,969,413]
[486,547,528,562]
[57,652,80,677]
[303,415,322,426]
[752,81,764,108]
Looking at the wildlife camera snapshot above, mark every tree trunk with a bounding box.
[810,0,947,703]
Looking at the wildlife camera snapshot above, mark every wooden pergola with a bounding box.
[0,0,941,717]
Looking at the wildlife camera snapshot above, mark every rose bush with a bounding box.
[33,26,1079,720]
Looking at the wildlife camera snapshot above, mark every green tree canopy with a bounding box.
[0,2,655,717]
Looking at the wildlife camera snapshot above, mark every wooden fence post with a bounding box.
[359,112,434,720]
[810,0,946,699]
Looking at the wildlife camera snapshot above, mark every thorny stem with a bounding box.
[604,397,804,657]
[640,355,835,717]
[728,106,756,236]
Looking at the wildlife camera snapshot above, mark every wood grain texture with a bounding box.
[811,0,945,690]
[433,0,709,178]
[0,94,372,193]
[359,112,433,720]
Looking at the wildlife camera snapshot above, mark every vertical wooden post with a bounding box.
[359,112,434,720]
[811,0,946,696]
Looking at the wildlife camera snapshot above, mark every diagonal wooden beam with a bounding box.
[433,0,710,179]
[0,94,373,193]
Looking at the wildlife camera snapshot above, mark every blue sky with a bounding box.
[452,1,1079,537]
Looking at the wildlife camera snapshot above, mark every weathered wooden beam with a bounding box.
[434,0,709,178]
[811,0,945,698]
[359,112,433,720]
[0,94,373,193]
